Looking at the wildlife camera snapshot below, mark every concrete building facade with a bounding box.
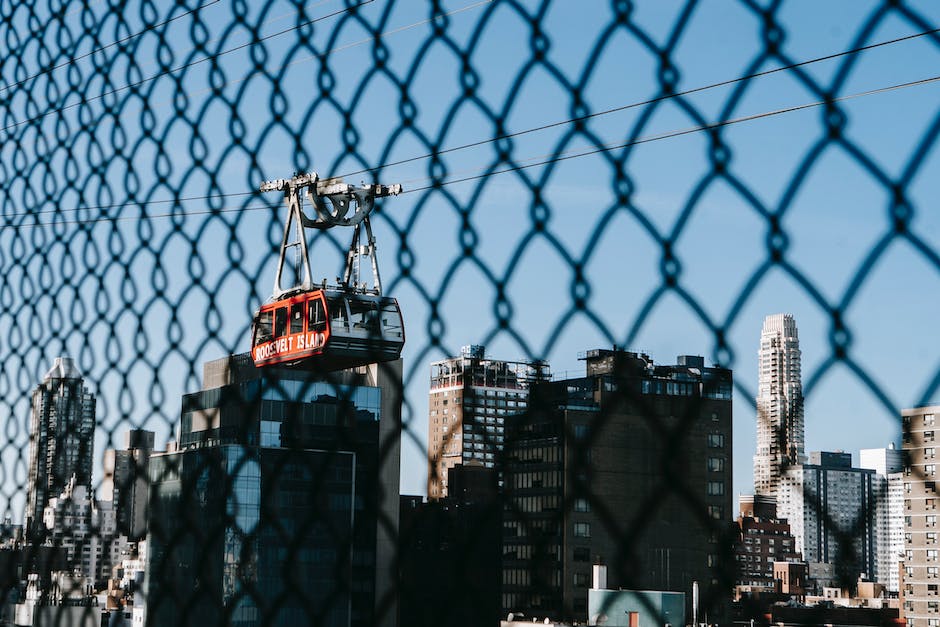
[501,349,733,622]
[754,314,805,500]
[734,494,802,596]
[860,445,905,592]
[777,451,877,591]
[901,404,940,627]
[427,345,549,499]
[42,479,124,587]
[399,466,502,627]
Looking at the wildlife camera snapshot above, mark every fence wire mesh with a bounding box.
[0,0,937,625]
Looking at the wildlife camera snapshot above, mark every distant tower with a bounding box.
[753,314,804,497]
[25,357,96,537]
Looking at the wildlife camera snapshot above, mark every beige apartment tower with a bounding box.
[753,313,805,498]
[902,404,940,627]
[427,345,548,500]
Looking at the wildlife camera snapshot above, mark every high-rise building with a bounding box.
[25,357,96,537]
[776,451,877,590]
[147,354,402,627]
[427,345,549,499]
[901,404,940,626]
[501,349,733,622]
[102,429,155,540]
[754,314,804,499]
[860,445,905,592]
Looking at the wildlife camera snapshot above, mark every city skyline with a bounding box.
[4,321,913,526]
[0,2,934,514]
[0,1,937,625]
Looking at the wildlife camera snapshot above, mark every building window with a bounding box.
[930,515,938,528]
[707,481,725,496]
[707,434,725,448]
[929,566,939,579]
[929,448,937,459]
[707,457,724,472]
[930,465,937,476]
[930,584,939,596]
[930,533,939,545]
[574,522,591,538]
[907,483,913,494]
[573,572,590,587]
[573,547,590,562]
[928,414,937,427]
[574,498,591,513]
[708,505,724,520]
[929,431,936,443]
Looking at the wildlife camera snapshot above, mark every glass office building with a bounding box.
[147,355,401,627]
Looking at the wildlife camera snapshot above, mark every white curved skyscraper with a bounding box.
[753,313,804,497]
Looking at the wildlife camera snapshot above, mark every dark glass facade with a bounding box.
[148,364,388,627]
[26,358,96,538]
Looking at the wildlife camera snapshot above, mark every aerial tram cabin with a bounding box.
[250,173,404,371]
[251,289,404,369]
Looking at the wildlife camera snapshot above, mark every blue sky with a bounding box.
[0,0,938,516]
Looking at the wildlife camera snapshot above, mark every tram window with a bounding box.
[254,311,273,346]
[381,303,402,337]
[328,298,348,331]
[274,308,288,338]
[290,302,304,334]
[308,298,326,331]
[348,300,379,335]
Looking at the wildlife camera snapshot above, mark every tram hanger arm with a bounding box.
[260,172,402,229]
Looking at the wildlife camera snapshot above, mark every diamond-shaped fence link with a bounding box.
[0,0,937,625]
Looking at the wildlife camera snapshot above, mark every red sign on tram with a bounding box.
[251,291,331,367]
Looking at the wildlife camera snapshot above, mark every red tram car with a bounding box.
[251,289,404,369]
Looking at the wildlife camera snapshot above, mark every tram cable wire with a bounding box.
[6,19,933,221]
[398,72,940,194]
[0,0,375,137]
[176,0,497,104]
[5,70,938,231]
[0,4,930,153]
[340,23,940,180]
[0,0,221,96]
[75,0,343,105]
[0,22,936,222]
[2,20,937,224]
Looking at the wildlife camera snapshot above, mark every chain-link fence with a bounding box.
[0,0,937,625]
